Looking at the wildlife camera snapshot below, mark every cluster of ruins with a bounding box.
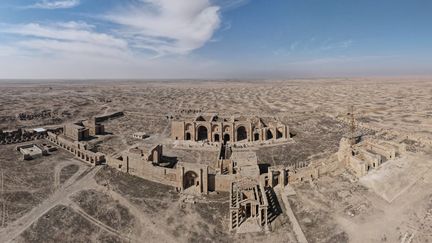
[0,127,62,145]
[338,133,406,177]
[0,108,418,235]
[17,110,71,121]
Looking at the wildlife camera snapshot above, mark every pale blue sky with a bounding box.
[0,0,431,79]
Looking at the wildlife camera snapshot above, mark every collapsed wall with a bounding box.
[0,127,63,145]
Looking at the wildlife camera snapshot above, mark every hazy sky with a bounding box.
[0,0,431,79]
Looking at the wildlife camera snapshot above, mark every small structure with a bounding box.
[133,132,149,140]
[63,124,89,141]
[229,178,269,233]
[33,128,47,133]
[82,118,105,136]
[63,118,104,141]
[16,144,48,160]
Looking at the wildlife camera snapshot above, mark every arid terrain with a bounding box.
[0,78,431,243]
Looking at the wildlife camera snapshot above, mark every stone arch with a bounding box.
[254,132,260,141]
[223,125,231,133]
[223,134,230,144]
[196,116,205,121]
[185,123,193,131]
[214,134,220,142]
[185,132,191,140]
[184,171,199,189]
[236,126,248,141]
[197,126,208,141]
[267,130,274,140]
[276,129,283,139]
[212,124,220,132]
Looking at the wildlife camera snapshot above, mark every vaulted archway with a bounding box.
[223,134,230,144]
[276,129,283,139]
[214,134,220,142]
[197,126,208,141]
[184,171,199,189]
[236,126,247,141]
[185,132,191,140]
[267,130,273,140]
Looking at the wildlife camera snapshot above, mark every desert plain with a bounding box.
[0,78,431,243]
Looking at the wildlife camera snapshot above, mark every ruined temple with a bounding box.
[171,114,290,144]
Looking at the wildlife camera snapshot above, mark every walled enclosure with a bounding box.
[338,135,406,177]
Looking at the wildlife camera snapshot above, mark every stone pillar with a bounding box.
[230,210,233,230]
[231,123,235,143]
[259,207,262,225]
[179,166,185,191]
[269,170,274,187]
[199,168,203,193]
[281,169,287,186]
[193,123,197,141]
[236,209,239,228]
[203,166,208,194]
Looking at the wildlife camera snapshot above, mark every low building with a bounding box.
[63,118,105,141]
[132,132,149,139]
[16,144,48,160]
[63,124,89,141]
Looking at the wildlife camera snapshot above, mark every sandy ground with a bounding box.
[0,78,431,242]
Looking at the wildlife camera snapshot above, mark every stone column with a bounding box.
[269,170,274,187]
[281,169,287,186]
[179,166,185,191]
[203,166,208,194]
[199,168,203,193]
[231,123,234,143]
[193,123,197,141]
[230,210,233,230]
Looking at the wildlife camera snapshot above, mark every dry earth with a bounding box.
[0,78,431,243]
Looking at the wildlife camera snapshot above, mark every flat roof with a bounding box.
[33,128,46,132]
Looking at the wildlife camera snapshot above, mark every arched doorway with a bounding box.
[185,132,191,140]
[214,134,220,142]
[267,130,273,140]
[236,126,247,141]
[276,129,283,139]
[184,171,199,189]
[223,134,230,144]
[197,126,208,141]
[254,133,259,141]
